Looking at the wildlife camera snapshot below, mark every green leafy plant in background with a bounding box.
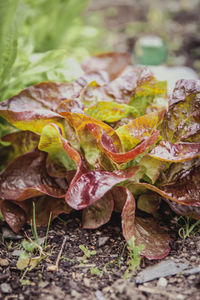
[0,0,108,102]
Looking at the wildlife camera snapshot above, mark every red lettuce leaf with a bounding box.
[121,188,170,259]
[164,198,200,220]
[149,141,200,162]
[162,79,200,143]
[131,159,200,206]
[81,52,131,80]
[66,167,139,210]
[25,196,72,226]
[111,186,127,212]
[0,200,27,233]
[82,191,114,229]
[60,112,123,152]
[1,196,72,233]
[2,131,40,164]
[87,122,159,164]
[42,123,90,183]
[116,110,165,151]
[0,150,67,202]
[134,217,170,260]
[0,81,88,133]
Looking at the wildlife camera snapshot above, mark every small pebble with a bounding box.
[83,278,91,288]
[190,256,196,262]
[0,258,9,267]
[157,277,168,287]
[95,290,106,300]
[98,237,109,247]
[196,241,200,253]
[1,283,12,294]
[12,249,24,257]
[188,275,196,280]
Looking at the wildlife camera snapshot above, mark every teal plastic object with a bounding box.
[134,36,168,66]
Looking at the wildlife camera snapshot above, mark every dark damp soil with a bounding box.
[1,205,200,300]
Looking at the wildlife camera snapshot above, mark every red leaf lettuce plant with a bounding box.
[0,53,200,260]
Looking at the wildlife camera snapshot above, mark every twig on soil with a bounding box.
[138,286,182,300]
[47,235,67,272]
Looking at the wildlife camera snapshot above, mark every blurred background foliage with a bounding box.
[0,0,111,101]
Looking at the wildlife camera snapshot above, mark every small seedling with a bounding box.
[20,279,31,286]
[17,203,52,276]
[79,245,96,259]
[90,266,103,276]
[178,216,200,239]
[123,237,144,278]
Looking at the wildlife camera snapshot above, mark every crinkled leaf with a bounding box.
[39,124,77,172]
[131,159,200,206]
[81,52,131,80]
[116,110,165,151]
[134,217,170,260]
[0,150,67,202]
[105,66,143,105]
[26,196,72,227]
[60,112,123,165]
[111,186,127,212]
[0,200,26,233]
[66,167,139,210]
[2,131,40,164]
[160,160,200,206]
[121,188,136,242]
[129,68,167,115]
[162,79,200,143]
[121,189,169,259]
[87,122,159,164]
[149,141,200,162]
[139,155,166,184]
[81,81,113,108]
[137,193,160,217]
[164,198,200,220]
[56,98,84,114]
[1,195,71,233]
[85,101,138,122]
[60,112,122,151]
[82,191,114,229]
[0,81,85,133]
[40,123,89,185]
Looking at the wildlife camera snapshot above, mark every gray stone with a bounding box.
[190,256,196,262]
[98,237,109,247]
[12,249,24,257]
[2,227,23,240]
[1,283,12,294]
[95,290,106,300]
[182,266,200,275]
[135,260,189,284]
